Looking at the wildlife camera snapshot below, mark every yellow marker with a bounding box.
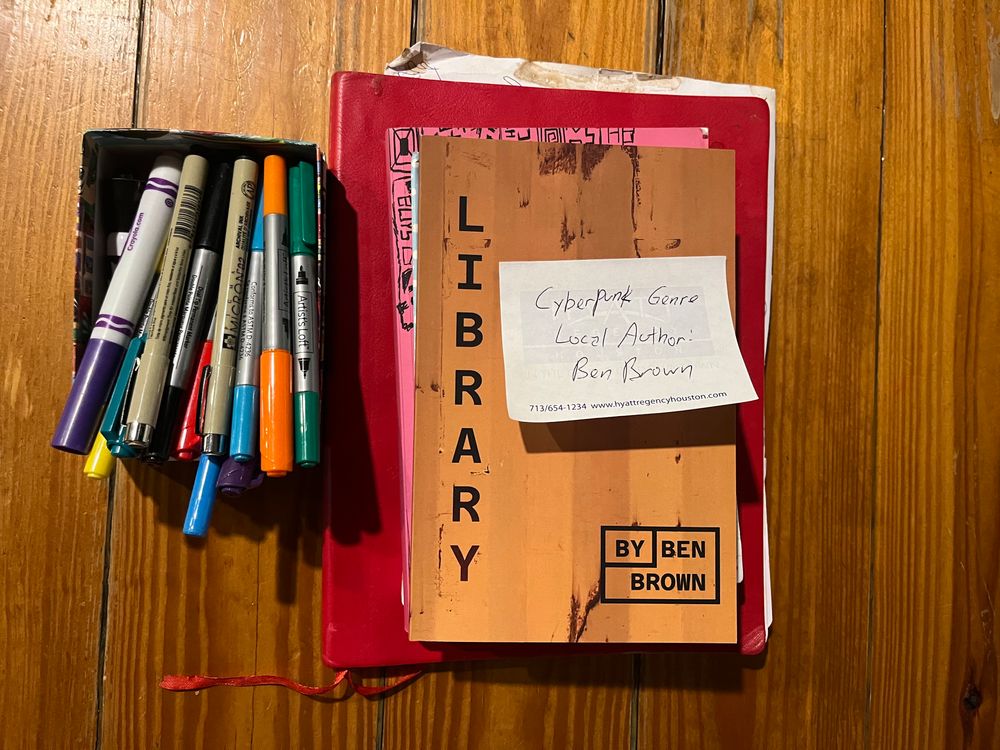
[84,433,115,479]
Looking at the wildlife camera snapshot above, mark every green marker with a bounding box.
[289,161,320,467]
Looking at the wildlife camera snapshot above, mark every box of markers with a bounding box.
[56,129,325,534]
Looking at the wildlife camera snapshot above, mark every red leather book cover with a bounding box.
[323,72,768,668]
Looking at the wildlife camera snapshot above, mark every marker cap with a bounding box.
[260,349,293,476]
[84,433,115,479]
[251,187,265,253]
[53,338,126,454]
[144,386,183,463]
[263,155,287,215]
[184,454,223,537]
[194,162,233,252]
[289,160,317,256]
[173,339,213,461]
[294,391,320,468]
[229,384,259,463]
[217,455,266,497]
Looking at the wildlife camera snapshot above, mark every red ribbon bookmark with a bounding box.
[160,669,422,697]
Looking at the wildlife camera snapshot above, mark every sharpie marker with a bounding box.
[172,305,216,461]
[201,158,258,456]
[99,277,161,458]
[53,154,181,453]
[289,161,320,468]
[144,163,231,463]
[260,155,293,477]
[183,453,223,537]
[83,433,115,480]
[125,154,208,449]
[229,189,264,462]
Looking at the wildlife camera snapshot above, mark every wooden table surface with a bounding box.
[2,0,998,747]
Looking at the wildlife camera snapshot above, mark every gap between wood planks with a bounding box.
[863,0,890,745]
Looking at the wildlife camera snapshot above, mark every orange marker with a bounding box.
[260,156,293,476]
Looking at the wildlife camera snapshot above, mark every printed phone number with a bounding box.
[528,403,589,413]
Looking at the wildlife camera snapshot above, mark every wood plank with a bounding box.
[381,4,657,748]
[0,1,139,747]
[98,1,409,747]
[640,1,883,746]
[383,657,633,749]
[416,0,660,73]
[871,1,1000,746]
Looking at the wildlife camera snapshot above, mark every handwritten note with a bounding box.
[499,256,757,422]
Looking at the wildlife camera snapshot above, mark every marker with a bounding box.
[99,277,161,458]
[183,453,223,537]
[144,164,232,463]
[217,455,265,497]
[201,158,258,456]
[229,189,264,462]
[289,161,320,468]
[125,154,208,449]
[83,433,115,480]
[260,155,293,477]
[53,154,182,453]
[172,305,215,461]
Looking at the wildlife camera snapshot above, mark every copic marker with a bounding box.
[201,158,258,456]
[229,189,264,462]
[145,163,231,463]
[259,155,293,477]
[54,154,182,453]
[125,154,208,449]
[289,161,320,468]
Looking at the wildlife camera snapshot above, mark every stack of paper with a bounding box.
[321,43,774,667]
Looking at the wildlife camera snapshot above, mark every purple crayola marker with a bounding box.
[53,154,182,453]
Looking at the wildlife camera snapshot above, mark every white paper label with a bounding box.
[499,256,758,422]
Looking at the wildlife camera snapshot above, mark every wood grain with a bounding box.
[97,1,408,747]
[415,0,660,73]
[380,3,658,748]
[6,1,1000,747]
[871,1,1000,746]
[0,1,139,747]
[640,0,883,747]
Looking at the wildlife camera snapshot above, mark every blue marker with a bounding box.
[183,453,224,537]
[229,189,264,462]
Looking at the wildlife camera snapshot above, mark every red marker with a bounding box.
[173,316,215,461]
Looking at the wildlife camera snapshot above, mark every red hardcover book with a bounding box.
[323,72,768,668]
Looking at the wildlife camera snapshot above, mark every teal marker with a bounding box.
[288,161,320,467]
[229,189,264,462]
[100,278,160,458]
